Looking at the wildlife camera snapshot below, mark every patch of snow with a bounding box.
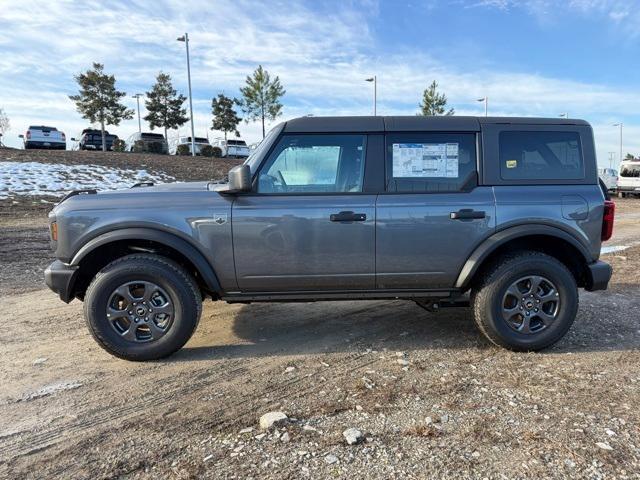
[18,381,83,402]
[601,245,630,255]
[0,161,174,199]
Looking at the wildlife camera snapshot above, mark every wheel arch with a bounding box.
[69,228,222,300]
[456,225,593,291]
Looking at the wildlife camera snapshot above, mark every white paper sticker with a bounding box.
[393,143,459,178]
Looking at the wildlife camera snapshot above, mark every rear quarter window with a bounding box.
[499,131,584,180]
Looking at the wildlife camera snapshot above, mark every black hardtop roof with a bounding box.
[283,115,590,133]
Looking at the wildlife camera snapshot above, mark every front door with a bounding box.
[376,132,496,289]
[232,133,376,291]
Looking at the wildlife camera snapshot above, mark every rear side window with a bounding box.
[620,165,640,177]
[385,133,477,193]
[499,131,584,180]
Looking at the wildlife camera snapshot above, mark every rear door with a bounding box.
[619,163,640,192]
[376,131,496,289]
[232,133,377,291]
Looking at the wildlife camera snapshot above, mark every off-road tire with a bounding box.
[471,251,578,351]
[84,254,202,361]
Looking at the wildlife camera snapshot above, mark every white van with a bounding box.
[168,136,211,155]
[617,160,640,198]
[211,138,250,158]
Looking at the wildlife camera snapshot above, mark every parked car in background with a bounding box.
[598,168,618,193]
[168,136,211,155]
[617,159,640,198]
[73,128,119,151]
[125,132,168,154]
[19,125,66,150]
[211,137,250,158]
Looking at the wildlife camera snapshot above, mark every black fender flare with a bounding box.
[455,224,593,290]
[70,227,222,293]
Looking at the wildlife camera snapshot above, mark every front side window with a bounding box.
[386,133,477,193]
[258,134,366,193]
[499,131,584,180]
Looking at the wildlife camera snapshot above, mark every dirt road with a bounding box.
[1,195,639,478]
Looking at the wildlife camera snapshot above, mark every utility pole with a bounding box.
[365,76,377,116]
[132,94,143,132]
[613,123,623,166]
[477,97,488,116]
[177,33,196,156]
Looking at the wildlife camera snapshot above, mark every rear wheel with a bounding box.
[618,191,626,198]
[84,254,202,361]
[471,252,578,351]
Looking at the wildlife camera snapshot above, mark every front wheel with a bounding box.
[84,254,202,361]
[471,252,578,351]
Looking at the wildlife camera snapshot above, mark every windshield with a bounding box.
[244,126,281,173]
[620,165,640,178]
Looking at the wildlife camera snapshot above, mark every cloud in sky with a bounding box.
[0,0,638,164]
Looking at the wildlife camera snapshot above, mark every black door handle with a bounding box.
[330,211,367,222]
[450,209,486,220]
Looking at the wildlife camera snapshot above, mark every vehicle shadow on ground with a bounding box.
[174,300,484,361]
[174,284,640,361]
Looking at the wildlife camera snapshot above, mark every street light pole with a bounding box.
[365,76,377,116]
[613,123,623,165]
[132,94,143,133]
[477,97,488,116]
[608,152,616,169]
[177,33,196,157]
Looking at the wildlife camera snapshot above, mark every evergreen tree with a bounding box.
[69,63,133,151]
[419,80,454,116]
[211,93,241,140]
[144,72,189,140]
[239,65,285,138]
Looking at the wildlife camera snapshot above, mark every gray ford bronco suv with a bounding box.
[45,116,615,361]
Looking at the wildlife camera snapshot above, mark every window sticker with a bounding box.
[393,143,459,178]
[506,159,518,169]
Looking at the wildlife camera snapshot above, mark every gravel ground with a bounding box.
[1,150,639,479]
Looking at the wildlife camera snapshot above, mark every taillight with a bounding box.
[601,200,615,242]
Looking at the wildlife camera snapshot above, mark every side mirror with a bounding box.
[71,138,77,142]
[18,134,24,139]
[226,164,252,193]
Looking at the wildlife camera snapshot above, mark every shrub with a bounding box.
[112,138,126,152]
[176,144,190,156]
[211,146,223,158]
[200,144,214,157]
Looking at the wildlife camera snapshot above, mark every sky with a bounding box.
[1,0,639,167]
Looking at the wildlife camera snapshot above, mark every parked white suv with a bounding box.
[598,168,618,193]
[19,125,66,150]
[211,138,250,158]
[617,160,640,198]
[168,136,211,155]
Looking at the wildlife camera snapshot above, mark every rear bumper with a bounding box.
[44,260,78,303]
[617,186,640,193]
[585,260,612,291]
[25,141,66,150]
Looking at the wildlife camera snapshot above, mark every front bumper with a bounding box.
[44,260,78,303]
[585,260,612,291]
